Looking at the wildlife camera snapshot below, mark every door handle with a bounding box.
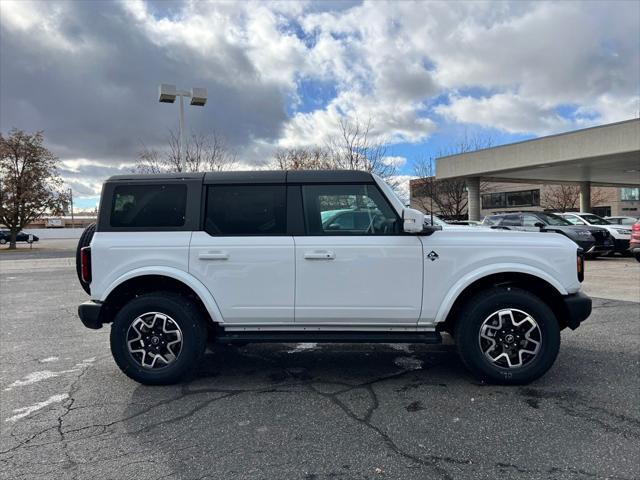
[199,251,229,260]
[304,250,335,260]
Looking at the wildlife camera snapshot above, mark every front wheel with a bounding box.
[110,292,208,385]
[454,287,560,385]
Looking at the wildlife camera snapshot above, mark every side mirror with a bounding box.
[403,207,425,233]
[534,222,545,229]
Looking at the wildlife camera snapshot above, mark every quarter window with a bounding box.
[302,184,399,235]
[205,185,286,235]
[110,184,187,228]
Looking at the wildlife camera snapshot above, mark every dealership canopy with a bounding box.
[436,118,640,220]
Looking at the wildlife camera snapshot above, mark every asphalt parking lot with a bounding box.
[0,242,639,480]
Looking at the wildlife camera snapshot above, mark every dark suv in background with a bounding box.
[482,212,613,257]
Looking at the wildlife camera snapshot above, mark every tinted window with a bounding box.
[302,184,399,235]
[111,184,187,228]
[205,185,286,235]
[580,214,610,225]
[500,215,522,226]
[561,215,585,225]
[536,212,572,226]
[522,214,542,227]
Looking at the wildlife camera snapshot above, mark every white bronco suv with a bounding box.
[77,171,591,385]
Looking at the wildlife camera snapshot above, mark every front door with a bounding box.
[294,183,423,326]
[189,184,294,324]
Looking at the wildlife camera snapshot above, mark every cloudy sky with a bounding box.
[1,0,638,208]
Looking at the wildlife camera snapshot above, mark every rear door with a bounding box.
[293,182,423,326]
[189,183,294,324]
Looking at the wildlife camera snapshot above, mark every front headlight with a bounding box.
[616,229,631,235]
[576,230,592,236]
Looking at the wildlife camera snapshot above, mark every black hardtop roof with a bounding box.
[106,170,374,184]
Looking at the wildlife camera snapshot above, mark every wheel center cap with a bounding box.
[504,334,515,344]
[150,336,160,346]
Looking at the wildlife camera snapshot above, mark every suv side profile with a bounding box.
[77,171,591,385]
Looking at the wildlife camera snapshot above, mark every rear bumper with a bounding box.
[561,291,592,330]
[78,301,104,330]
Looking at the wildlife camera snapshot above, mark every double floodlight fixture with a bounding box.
[158,83,207,106]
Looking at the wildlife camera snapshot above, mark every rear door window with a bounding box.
[205,185,286,235]
[110,184,187,228]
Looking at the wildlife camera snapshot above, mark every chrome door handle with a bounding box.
[199,251,229,260]
[304,251,335,260]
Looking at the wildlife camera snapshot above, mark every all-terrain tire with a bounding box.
[75,223,96,294]
[454,287,560,385]
[110,292,208,385]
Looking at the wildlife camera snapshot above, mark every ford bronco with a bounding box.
[77,171,591,385]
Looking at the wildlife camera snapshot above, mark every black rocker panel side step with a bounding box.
[215,331,442,344]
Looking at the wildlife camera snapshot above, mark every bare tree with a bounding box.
[136,130,237,173]
[541,184,610,212]
[329,117,397,182]
[274,147,333,170]
[411,133,493,220]
[0,129,69,249]
[541,184,580,211]
[274,117,399,191]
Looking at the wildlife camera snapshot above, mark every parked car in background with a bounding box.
[557,213,632,255]
[482,211,613,257]
[605,216,639,226]
[0,230,39,245]
[630,221,640,262]
[449,220,482,226]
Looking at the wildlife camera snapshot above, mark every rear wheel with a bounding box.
[110,292,207,385]
[454,287,560,385]
[75,223,96,294]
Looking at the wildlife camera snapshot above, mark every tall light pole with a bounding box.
[158,84,207,171]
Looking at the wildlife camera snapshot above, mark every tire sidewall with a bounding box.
[110,294,205,385]
[456,288,560,385]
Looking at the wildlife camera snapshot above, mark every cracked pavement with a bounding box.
[1,251,639,480]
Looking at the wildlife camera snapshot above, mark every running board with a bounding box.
[215,331,442,344]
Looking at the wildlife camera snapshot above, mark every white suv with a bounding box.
[77,171,591,385]
[557,212,632,255]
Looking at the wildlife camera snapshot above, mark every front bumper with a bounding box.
[614,238,630,252]
[561,291,592,330]
[78,301,104,330]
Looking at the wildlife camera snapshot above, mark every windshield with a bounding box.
[580,214,611,225]
[535,212,572,226]
[424,214,448,226]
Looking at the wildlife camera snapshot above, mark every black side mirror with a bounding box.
[534,222,545,229]
[421,225,442,236]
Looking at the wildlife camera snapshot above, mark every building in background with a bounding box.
[410,179,639,220]
[416,119,640,221]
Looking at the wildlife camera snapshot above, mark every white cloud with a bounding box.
[382,156,407,168]
[1,0,638,193]
[435,93,572,135]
